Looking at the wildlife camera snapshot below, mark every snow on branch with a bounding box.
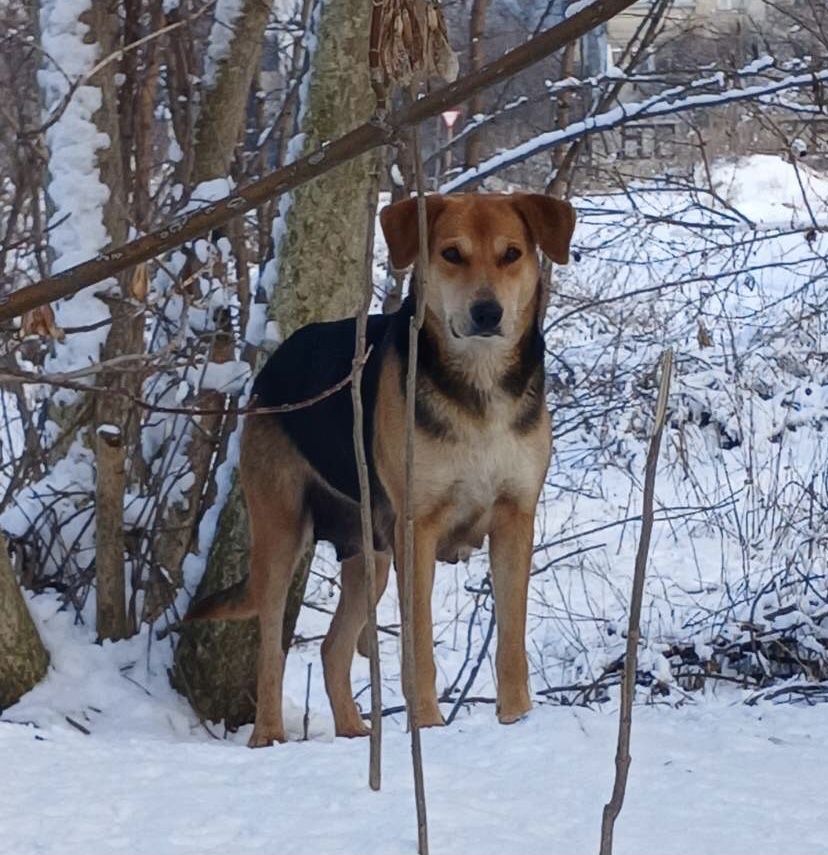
[38,0,113,364]
[442,61,828,192]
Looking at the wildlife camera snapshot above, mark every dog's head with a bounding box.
[380,192,575,346]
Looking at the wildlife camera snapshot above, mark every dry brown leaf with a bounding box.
[129,262,149,302]
[380,0,458,87]
[21,304,65,341]
[697,320,713,349]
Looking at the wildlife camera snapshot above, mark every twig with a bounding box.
[351,165,383,791]
[369,0,387,113]
[302,662,312,741]
[1,348,371,417]
[64,715,91,736]
[402,118,430,855]
[446,592,496,725]
[0,0,639,323]
[599,348,673,855]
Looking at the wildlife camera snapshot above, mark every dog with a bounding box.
[186,192,576,747]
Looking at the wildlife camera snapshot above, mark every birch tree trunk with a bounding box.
[173,0,380,728]
[0,535,49,709]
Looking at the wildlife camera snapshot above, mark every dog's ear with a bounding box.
[380,195,446,270]
[511,194,576,264]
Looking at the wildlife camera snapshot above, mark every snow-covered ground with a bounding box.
[4,593,828,855]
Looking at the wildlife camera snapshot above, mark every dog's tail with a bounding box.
[184,579,257,622]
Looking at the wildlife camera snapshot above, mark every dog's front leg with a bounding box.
[489,500,533,724]
[396,518,444,728]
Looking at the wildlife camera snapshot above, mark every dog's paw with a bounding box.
[335,721,371,739]
[497,710,530,725]
[416,704,445,729]
[248,726,285,748]
[496,700,532,725]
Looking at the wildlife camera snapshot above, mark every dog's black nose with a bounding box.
[469,300,503,334]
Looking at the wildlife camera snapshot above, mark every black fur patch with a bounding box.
[415,396,456,441]
[393,300,489,419]
[500,313,545,399]
[511,365,545,434]
[305,478,390,561]
[500,288,547,433]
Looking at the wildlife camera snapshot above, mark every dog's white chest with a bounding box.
[416,391,548,518]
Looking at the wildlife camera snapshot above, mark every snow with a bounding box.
[3,704,827,855]
[3,591,828,855]
[38,0,115,375]
[203,0,245,89]
[255,0,321,330]
[704,154,826,226]
[181,417,243,595]
[564,0,596,18]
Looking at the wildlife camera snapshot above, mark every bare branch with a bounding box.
[599,348,674,855]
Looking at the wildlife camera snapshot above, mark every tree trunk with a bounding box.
[85,0,137,642]
[95,423,128,640]
[39,0,135,641]
[190,0,273,186]
[463,0,488,169]
[0,534,49,709]
[173,0,380,727]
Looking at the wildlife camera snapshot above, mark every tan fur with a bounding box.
[189,192,574,746]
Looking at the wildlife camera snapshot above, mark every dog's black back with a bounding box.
[252,312,393,500]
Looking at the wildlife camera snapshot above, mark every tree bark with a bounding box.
[0,534,49,709]
[95,423,128,640]
[85,0,139,641]
[463,0,488,170]
[190,0,273,186]
[173,0,380,727]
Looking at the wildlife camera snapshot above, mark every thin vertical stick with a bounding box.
[599,348,673,855]
[351,174,383,791]
[302,662,312,741]
[401,121,430,855]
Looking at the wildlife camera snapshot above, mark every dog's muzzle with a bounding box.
[468,299,503,337]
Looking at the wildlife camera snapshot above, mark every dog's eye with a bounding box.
[441,246,463,265]
[502,246,522,264]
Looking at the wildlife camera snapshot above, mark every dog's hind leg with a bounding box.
[322,552,390,737]
[246,490,311,748]
[355,551,391,658]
